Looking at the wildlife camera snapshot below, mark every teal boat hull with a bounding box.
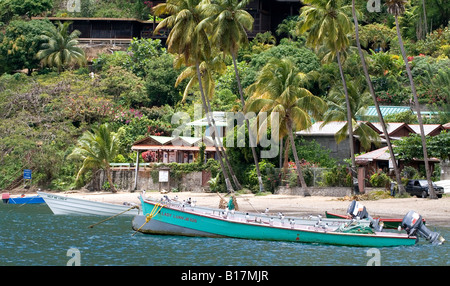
[137,197,416,247]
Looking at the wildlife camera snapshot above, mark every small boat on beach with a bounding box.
[132,196,420,247]
[325,211,426,229]
[2,193,45,204]
[38,191,140,216]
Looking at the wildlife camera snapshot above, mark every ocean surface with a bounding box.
[0,203,448,266]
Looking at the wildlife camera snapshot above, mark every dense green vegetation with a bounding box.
[0,0,449,192]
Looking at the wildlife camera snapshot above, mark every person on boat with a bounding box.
[227,195,239,211]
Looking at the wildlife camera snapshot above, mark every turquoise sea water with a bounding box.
[0,203,448,266]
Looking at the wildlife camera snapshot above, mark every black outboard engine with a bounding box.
[401,210,445,245]
[347,200,383,232]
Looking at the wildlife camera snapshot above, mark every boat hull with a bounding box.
[38,192,140,216]
[7,196,45,204]
[132,215,224,237]
[137,198,416,247]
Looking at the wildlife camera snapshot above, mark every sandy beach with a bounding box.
[52,190,450,227]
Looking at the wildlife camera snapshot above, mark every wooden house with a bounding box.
[33,0,302,44]
[131,135,219,164]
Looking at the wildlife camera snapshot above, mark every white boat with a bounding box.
[38,191,140,216]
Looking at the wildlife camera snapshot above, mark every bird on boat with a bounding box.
[316,215,322,227]
[278,212,285,224]
[290,219,295,228]
[264,208,269,215]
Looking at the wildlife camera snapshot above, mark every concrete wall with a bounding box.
[441,160,450,180]
[302,136,351,164]
[275,186,353,197]
[85,169,209,192]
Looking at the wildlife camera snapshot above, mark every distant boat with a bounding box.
[37,191,140,216]
[2,193,45,204]
[325,211,426,229]
[132,196,417,247]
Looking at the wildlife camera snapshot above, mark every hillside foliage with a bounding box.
[0,0,449,191]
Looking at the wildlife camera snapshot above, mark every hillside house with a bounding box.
[33,0,302,44]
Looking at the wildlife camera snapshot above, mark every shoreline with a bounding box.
[25,190,450,227]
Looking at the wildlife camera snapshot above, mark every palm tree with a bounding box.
[153,0,236,193]
[175,53,243,190]
[351,0,405,194]
[322,79,381,152]
[245,58,327,189]
[201,0,265,192]
[38,21,85,73]
[297,0,358,190]
[385,0,436,199]
[68,123,119,193]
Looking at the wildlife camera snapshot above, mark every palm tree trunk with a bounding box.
[394,15,436,199]
[336,51,357,193]
[422,0,428,35]
[105,164,117,193]
[232,52,264,192]
[195,61,234,193]
[286,120,307,189]
[204,92,242,190]
[351,0,405,194]
[283,135,290,177]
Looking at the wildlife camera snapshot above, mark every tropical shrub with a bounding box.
[323,165,352,187]
[249,41,320,73]
[0,19,55,74]
[98,66,147,108]
[246,160,280,193]
[401,166,419,179]
[369,170,390,188]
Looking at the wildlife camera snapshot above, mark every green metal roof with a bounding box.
[356,106,411,121]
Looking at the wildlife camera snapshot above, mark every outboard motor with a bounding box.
[401,210,445,245]
[347,200,383,232]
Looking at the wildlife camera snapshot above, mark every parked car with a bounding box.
[405,179,444,198]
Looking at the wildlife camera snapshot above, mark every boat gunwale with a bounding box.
[38,192,133,207]
[325,211,426,223]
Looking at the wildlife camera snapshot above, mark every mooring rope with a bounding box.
[88,205,139,228]
[132,203,164,236]
[7,195,41,213]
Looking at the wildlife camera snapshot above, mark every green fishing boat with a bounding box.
[133,196,418,247]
